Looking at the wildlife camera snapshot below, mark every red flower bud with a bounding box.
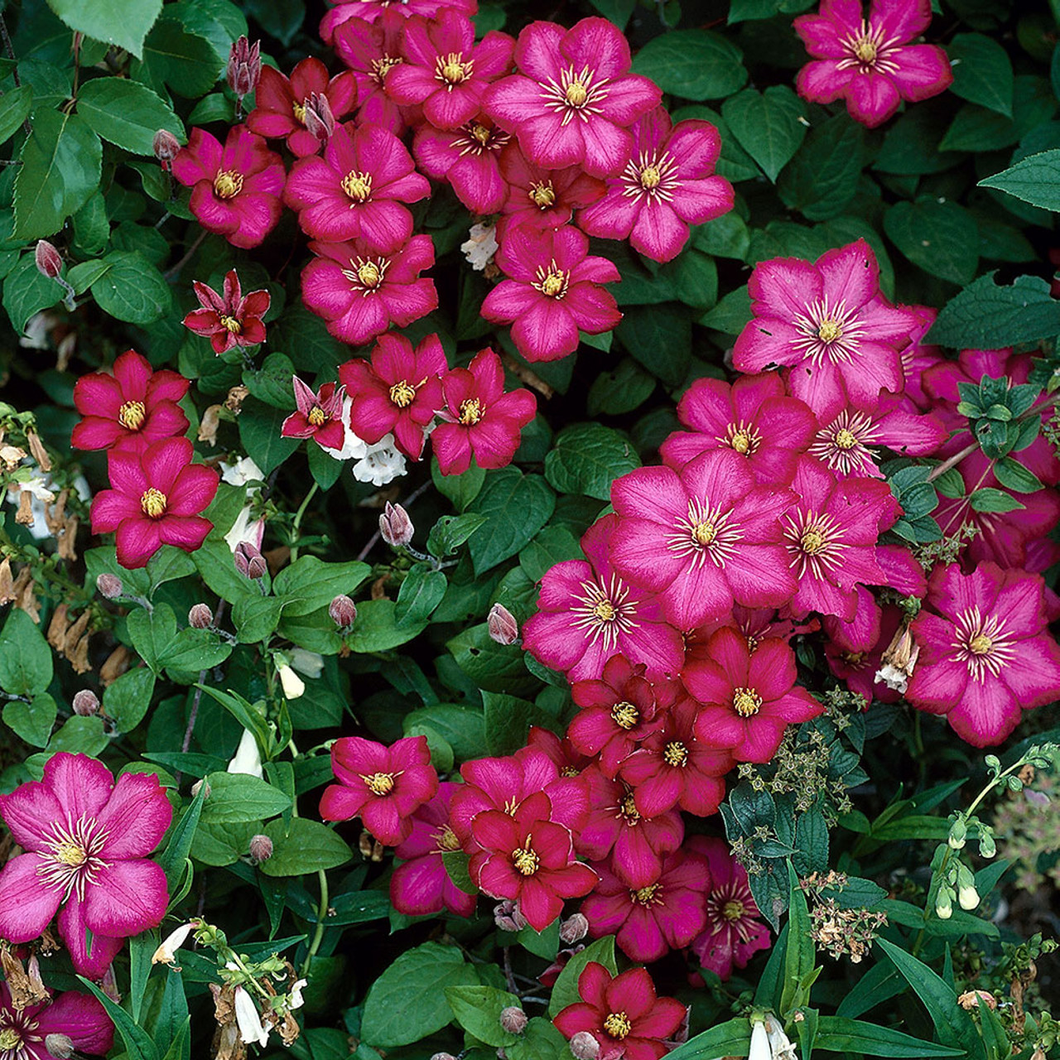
[188,603,214,629]
[227,36,261,98]
[96,573,123,599]
[303,91,336,142]
[72,690,100,717]
[499,1008,527,1035]
[329,594,357,630]
[234,541,267,580]
[379,502,413,548]
[488,603,519,645]
[248,834,273,862]
[153,129,180,170]
[34,240,63,280]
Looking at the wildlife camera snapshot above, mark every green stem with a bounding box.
[302,869,329,978]
[289,482,319,564]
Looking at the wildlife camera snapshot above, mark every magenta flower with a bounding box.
[824,602,903,706]
[183,269,270,355]
[525,725,596,778]
[281,379,347,451]
[660,373,817,485]
[72,349,188,454]
[319,735,439,846]
[685,628,824,763]
[387,11,514,129]
[414,118,512,214]
[686,836,770,982]
[284,122,430,252]
[482,224,621,362]
[171,126,285,249]
[553,963,685,1060]
[320,0,476,44]
[0,983,114,1060]
[794,0,952,129]
[522,514,685,683]
[431,347,536,475]
[582,848,707,963]
[246,58,356,156]
[90,437,218,569]
[498,144,606,235]
[579,107,734,263]
[338,332,447,459]
[390,782,477,918]
[733,240,921,421]
[0,752,172,978]
[486,18,661,178]
[609,450,798,631]
[906,563,1060,747]
[332,11,412,131]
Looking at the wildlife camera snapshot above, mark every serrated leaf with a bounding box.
[979,149,1060,213]
[928,273,1060,349]
[544,423,640,500]
[722,86,806,182]
[467,469,555,575]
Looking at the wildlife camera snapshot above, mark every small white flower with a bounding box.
[233,986,270,1047]
[750,1020,771,1060]
[319,396,370,462]
[461,222,498,271]
[152,922,196,965]
[765,1015,799,1060]
[289,649,324,679]
[220,457,266,554]
[227,728,263,779]
[289,978,307,1010]
[352,433,407,486]
[19,311,53,349]
[220,456,265,489]
[278,663,305,700]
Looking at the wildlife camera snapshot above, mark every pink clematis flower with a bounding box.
[609,450,798,631]
[300,235,437,347]
[0,752,172,978]
[579,107,734,263]
[486,18,661,178]
[498,144,606,235]
[794,0,952,129]
[906,563,1060,747]
[522,514,686,683]
[283,122,431,252]
[431,347,536,475]
[339,332,447,459]
[0,983,114,1060]
[733,240,922,421]
[281,379,347,451]
[319,735,439,846]
[582,848,708,963]
[333,11,413,132]
[171,126,285,249]
[660,372,818,486]
[686,836,771,981]
[183,269,270,355]
[553,963,685,1060]
[246,58,357,156]
[414,118,512,214]
[320,0,477,44]
[390,782,477,918]
[72,349,189,454]
[684,628,824,763]
[90,437,218,569]
[387,11,515,129]
[482,224,621,362]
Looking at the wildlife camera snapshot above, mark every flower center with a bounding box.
[214,170,243,198]
[969,634,992,655]
[834,428,857,450]
[619,792,640,822]
[639,164,661,189]
[0,1028,21,1051]
[37,816,109,901]
[663,741,688,767]
[140,488,167,518]
[293,99,307,124]
[371,55,401,84]
[308,407,327,427]
[389,380,417,408]
[342,171,373,202]
[363,772,395,795]
[458,398,483,426]
[220,314,242,334]
[603,1012,631,1040]
[801,528,827,555]
[693,521,716,546]
[118,400,146,430]
[730,430,751,454]
[511,840,539,876]
[438,52,472,84]
[530,181,556,208]
[631,883,661,905]
[593,599,616,622]
[853,36,877,63]
[356,261,382,288]
[565,78,589,107]
[53,839,87,866]
[722,899,745,922]
[955,606,1016,681]
[435,825,460,852]
[732,687,763,718]
[817,318,843,343]
[540,269,566,297]
[610,700,639,730]
[470,122,491,144]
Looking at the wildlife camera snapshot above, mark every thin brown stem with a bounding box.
[926,441,979,483]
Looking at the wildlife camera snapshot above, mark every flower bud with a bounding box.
[947,819,966,850]
[958,880,980,911]
[96,572,123,599]
[34,240,63,280]
[248,834,273,863]
[72,689,100,716]
[499,1007,527,1035]
[278,663,305,700]
[569,1032,600,1060]
[188,603,214,629]
[429,1054,457,1060]
[303,91,336,142]
[227,36,261,98]
[559,912,588,944]
[935,884,953,920]
[153,129,180,170]
[493,899,527,932]
[978,829,997,858]
[191,778,212,799]
[329,594,357,630]
[379,501,413,548]
[234,541,267,580]
[43,1035,75,1060]
[488,603,519,646]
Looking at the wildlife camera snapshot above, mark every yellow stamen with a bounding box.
[0,1028,21,1050]
[631,883,661,905]
[342,171,373,201]
[730,430,751,455]
[53,839,87,867]
[436,825,460,852]
[640,165,661,189]
[213,170,243,199]
[363,772,395,796]
[801,529,826,554]
[357,262,381,288]
[732,687,763,718]
[593,599,615,622]
[566,79,588,107]
[308,407,327,427]
[540,270,565,297]
[530,182,556,208]
[220,314,242,334]
[663,741,688,767]
[140,488,167,518]
[817,319,843,343]
[722,899,745,922]
[619,792,639,820]
[389,380,416,408]
[854,37,877,63]
[118,400,146,431]
[603,1012,631,1039]
[470,123,491,144]
[969,634,992,655]
[512,841,539,876]
[834,428,857,450]
[293,99,307,124]
[610,701,639,730]
[693,522,716,546]
[440,53,471,84]
[458,398,483,426]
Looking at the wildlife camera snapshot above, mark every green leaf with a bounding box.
[814,1016,967,1057]
[2,253,63,332]
[883,198,978,285]
[258,817,352,876]
[360,941,478,1047]
[272,556,371,617]
[77,977,160,1060]
[782,861,816,1016]
[90,250,172,324]
[231,595,284,644]
[632,30,747,101]
[665,1018,753,1060]
[979,149,1060,213]
[77,77,184,155]
[483,692,560,756]
[0,608,53,696]
[243,352,296,409]
[46,716,107,756]
[338,598,424,653]
[0,86,32,146]
[467,469,555,575]
[432,455,486,510]
[103,666,156,733]
[616,303,692,386]
[395,565,447,626]
[445,986,522,1048]
[199,772,292,824]
[722,86,806,182]
[238,397,300,475]
[159,786,206,892]
[928,273,1060,349]
[46,0,162,58]
[993,457,1043,493]
[777,115,863,220]
[969,487,1023,513]
[948,33,1014,116]
[544,423,640,500]
[3,693,57,747]
[134,18,224,97]
[588,0,636,29]
[548,936,617,1018]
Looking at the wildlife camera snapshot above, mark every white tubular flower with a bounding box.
[278,663,306,700]
[233,985,270,1046]
[227,728,264,778]
[461,222,499,271]
[319,396,370,462]
[289,978,307,1010]
[152,922,196,965]
[749,1019,771,1060]
[352,434,407,486]
[765,1014,799,1060]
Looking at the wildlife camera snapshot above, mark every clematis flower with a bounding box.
[0,752,172,978]
[319,735,439,846]
[72,349,189,454]
[246,58,356,156]
[183,269,270,355]
[609,450,798,631]
[684,627,824,763]
[906,563,1060,747]
[733,240,922,421]
[525,726,596,778]
[339,332,447,459]
[481,224,622,362]
[794,0,952,129]
[281,379,347,451]
[553,963,685,1060]
[579,107,734,263]
[320,0,477,44]
[686,836,770,981]
[486,18,661,178]
[390,782,477,918]
[581,848,708,962]
[431,347,536,475]
[332,11,413,132]
[387,11,515,129]
[660,373,817,485]
[171,126,285,249]
[414,119,512,214]
[283,122,431,252]
[90,437,218,569]
[497,144,606,236]
[522,514,685,683]
[0,983,114,1059]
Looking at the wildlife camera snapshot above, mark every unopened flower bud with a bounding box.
[493,899,527,932]
[430,1054,457,1060]
[227,36,261,98]
[43,1035,75,1060]
[379,502,413,548]
[188,603,214,629]
[329,594,357,630]
[488,603,519,645]
[935,885,953,920]
[569,1032,600,1060]
[234,541,267,580]
[153,129,180,170]
[559,912,588,944]
[72,689,100,716]
[978,829,996,858]
[278,662,305,700]
[96,572,123,599]
[191,778,212,799]
[303,91,335,141]
[958,881,979,911]
[499,1007,527,1035]
[248,834,273,863]
[947,819,966,850]
[35,240,63,279]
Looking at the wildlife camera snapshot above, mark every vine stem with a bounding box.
[925,441,979,483]
[163,230,208,281]
[301,869,330,978]
[177,599,227,773]
[289,482,319,564]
